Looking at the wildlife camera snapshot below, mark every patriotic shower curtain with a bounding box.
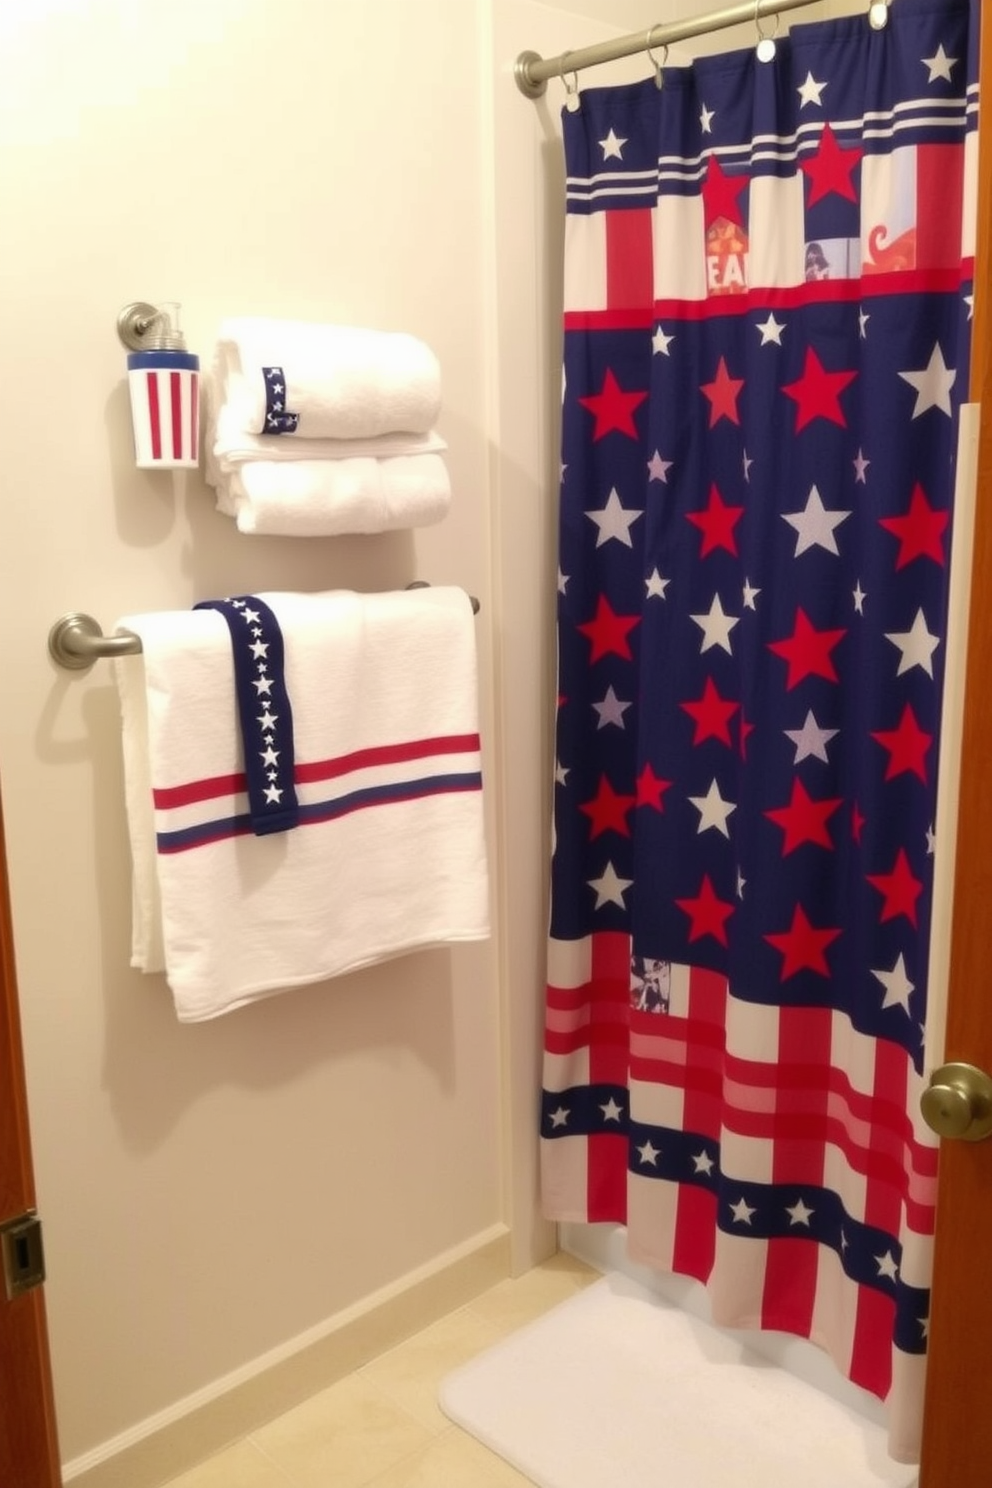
[541,0,978,1460]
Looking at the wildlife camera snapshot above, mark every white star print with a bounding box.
[549,1106,570,1128]
[599,127,627,159]
[853,581,867,615]
[736,867,746,900]
[885,607,940,677]
[853,449,870,483]
[875,1251,899,1281]
[899,342,956,418]
[797,71,828,107]
[700,104,715,133]
[926,824,937,856]
[692,1151,715,1175]
[257,710,277,729]
[588,861,633,909]
[786,1198,814,1226]
[688,778,736,838]
[922,43,957,83]
[260,746,279,768]
[587,488,643,548]
[264,785,283,804]
[859,308,870,339]
[730,1198,755,1225]
[689,593,740,654]
[252,676,274,695]
[653,326,674,355]
[965,291,974,320]
[557,567,569,595]
[919,1315,930,1340]
[242,608,261,626]
[648,451,673,482]
[756,313,785,346]
[872,953,915,1014]
[784,710,838,765]
[782,485,851,556]
[600,1097,624,1122]
[645,569,670,599]
[250,640,269,659]
[637,1139,661,1166]
[742,450,753,483]
[593,685,633,728]
[554,759,570,786]
[742,578,761,610]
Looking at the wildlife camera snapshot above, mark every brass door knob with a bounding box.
[920,1062,992,1142]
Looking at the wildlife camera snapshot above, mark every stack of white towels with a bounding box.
[205,317,450,536]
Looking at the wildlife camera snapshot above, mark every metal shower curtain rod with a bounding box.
[514,0,852,98]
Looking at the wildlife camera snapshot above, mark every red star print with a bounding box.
[686,483,745,557]
[799,121,864,207]
[767,608,847,690]
[879,484,949,569]
[739,711,755,759]
[577,595,641,663]
[764,903,842,980]
[852,802,866,844]
[867,848,924,927]
[578,368,649,440]
[702,155,749,228]
[764,778,843,855]
[781,347,857,432]
[700,357,745,427]
[870,703,933,783]
[579,775,637,839]
[680,676,740,746]
[636,763,672,811]
[675,873,735,947]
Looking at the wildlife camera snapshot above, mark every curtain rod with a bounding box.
[514,0,877,98]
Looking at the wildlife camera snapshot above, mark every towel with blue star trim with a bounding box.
[193,595,299,835]
[113,587,490,1021]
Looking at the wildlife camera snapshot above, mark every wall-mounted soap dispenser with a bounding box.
[118,301,200,469]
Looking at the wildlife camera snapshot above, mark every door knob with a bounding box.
[920,1062,992,1142]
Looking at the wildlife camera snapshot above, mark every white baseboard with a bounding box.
[62,1223,510,1488]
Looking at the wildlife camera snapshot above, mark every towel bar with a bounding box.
[48,588,480,671]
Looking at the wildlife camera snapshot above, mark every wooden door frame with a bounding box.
[919,9,992,1482]
[0,779,61,1488]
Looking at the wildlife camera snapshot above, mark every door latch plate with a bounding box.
[1,1212,46,1299]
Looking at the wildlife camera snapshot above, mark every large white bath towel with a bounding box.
[114,588,489,1021]
[215,318,442,440]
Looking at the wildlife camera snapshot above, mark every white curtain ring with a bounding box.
[560,50,580,110]
[868,0,890,30]
[754,0,780,62]
[645,30,669,90]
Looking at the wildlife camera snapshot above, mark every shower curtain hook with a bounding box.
[867,0,891,30]
[559,50,581,111]
[645,30,668,90]
[754,0,780,62]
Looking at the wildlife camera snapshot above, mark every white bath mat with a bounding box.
[439,1273,919,1488]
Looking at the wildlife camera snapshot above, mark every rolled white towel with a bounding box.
[212,452,452,536]
[215,318,442,440]
[211,401,447,467]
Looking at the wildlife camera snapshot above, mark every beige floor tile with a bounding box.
[365,1426,536,1487]
[360,1304,506,1433]
[159,1438,294,1488]
[250,1373,435,1488]
[465,1251,599,1339]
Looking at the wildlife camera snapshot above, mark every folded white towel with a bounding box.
[114,588,490,1021]
[210,400,448,467]
[213,452,452,536]
[215,318,442,441]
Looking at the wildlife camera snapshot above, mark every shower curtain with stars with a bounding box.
[540,0,978,1461]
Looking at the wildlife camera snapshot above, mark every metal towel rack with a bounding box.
[48,587,481,672]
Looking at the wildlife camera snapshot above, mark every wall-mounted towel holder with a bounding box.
[48,586,480,672]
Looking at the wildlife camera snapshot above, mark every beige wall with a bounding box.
[0,0,510,1470]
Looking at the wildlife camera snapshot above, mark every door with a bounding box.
[0,778,61,1488]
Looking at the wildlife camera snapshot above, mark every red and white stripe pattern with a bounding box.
[127,351,200,468]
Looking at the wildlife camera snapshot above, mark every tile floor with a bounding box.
[160,1251,598,1488]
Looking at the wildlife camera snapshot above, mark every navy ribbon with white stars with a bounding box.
[195,595,299,835]
[259,365,299,435]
